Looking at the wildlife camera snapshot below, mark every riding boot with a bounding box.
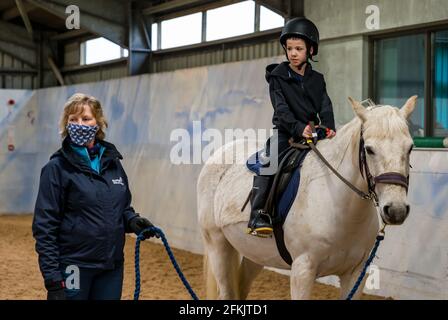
[247,175,273,237]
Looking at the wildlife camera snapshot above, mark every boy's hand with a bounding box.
[302,125,313,138]
[302,125,336,139]
[326,129,336,139]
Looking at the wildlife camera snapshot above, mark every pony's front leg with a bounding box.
[290,254,317,300]
[339,266,368,300]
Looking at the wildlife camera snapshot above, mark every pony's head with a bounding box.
[348,96,417,225]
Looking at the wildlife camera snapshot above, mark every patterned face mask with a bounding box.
[66,123,99,146]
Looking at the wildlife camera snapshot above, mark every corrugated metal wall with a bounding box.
[60,36,283,85]
[1,36,283,88]
[0,51,37,89]
[64,42,80,67]
[63,62,128,85]
[151,38,283,73]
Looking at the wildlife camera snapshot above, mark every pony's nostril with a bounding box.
[383,203,409,225]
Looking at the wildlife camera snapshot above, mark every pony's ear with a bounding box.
[400,95,418,120]
[348,97,367,122]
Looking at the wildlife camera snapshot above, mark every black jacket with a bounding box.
[266,62,336,141]
[32,137,138,282]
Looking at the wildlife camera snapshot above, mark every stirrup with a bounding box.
[246,226,273,238]
[246,208,273,238]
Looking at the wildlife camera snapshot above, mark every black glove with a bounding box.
[45,280,66,300]
[47,288,66,300]
[129,216,159,239]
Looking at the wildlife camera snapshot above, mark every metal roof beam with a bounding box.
[48,56,65,85]
[128,1,152,76]
[0,20,36,66]
[15,0,33,36]
[2,1,36,21]
[0,40,36,66]
[144,0,241,22]
[0,67,37,75]
[27,0,127,46]
[0,20,35,48]
[255,0,304,18]
[143,0,210,15]
[50,29,90,41]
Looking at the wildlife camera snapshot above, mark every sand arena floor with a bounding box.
[0,215,383,300]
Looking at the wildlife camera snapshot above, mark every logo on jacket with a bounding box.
[112,177,124,186]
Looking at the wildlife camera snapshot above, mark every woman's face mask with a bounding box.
[66,123,99,146]
[66,105,99,146]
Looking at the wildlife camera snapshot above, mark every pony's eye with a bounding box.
[365,146,375,156]
[408,145,414,154]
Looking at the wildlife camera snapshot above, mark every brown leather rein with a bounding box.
[290,125,410,206]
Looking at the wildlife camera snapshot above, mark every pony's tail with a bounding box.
[204,252,218,299]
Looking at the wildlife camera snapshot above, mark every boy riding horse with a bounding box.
[247,17,337,237]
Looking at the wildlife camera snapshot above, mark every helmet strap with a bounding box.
[298,59,308,71]
[296,42,312,71]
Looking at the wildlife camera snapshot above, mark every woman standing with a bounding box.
[33,93,156,300]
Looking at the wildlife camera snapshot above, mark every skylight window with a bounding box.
[206,1,255,41]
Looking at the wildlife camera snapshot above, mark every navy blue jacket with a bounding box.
[266,62,336,141]
[32,137,138,282]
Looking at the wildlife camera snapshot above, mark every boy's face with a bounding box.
[285,38,312,68]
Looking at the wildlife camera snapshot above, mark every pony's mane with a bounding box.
[301,117,360,181]
[301,104,409,182]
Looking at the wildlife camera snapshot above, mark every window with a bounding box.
[374,29,448,137]
[206,1,255,41]
[161,12,202,49]
[260,6,284,31]
[81,37,128,65]
[152,1,283,50]
[374,34,426,137]
[151,23,158,51]
[434,30,448,137]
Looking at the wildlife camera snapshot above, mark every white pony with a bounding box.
[197,96,417,299]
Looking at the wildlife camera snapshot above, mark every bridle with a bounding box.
[358,126,409,206]
[291,123,410,209]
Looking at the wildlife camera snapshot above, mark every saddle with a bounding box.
[267,145,310,265]
[267,147,308,221]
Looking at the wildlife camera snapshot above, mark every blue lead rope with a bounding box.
[134,226,199,300]
[345,233,385,300]
[134,227,383,301]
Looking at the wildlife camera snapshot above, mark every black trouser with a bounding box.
[259,131,291,177]
[60,263,124,300]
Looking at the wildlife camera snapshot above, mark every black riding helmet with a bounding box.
[280,17,319,56]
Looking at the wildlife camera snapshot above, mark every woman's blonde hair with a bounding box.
[59,93,108,140]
